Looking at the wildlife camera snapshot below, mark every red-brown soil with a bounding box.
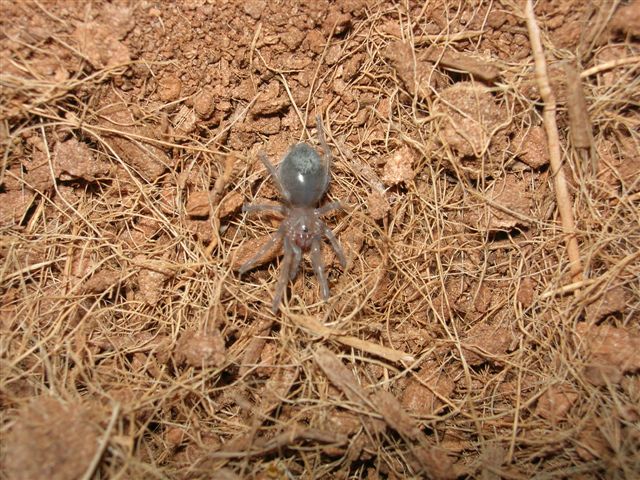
[1,1,639,478]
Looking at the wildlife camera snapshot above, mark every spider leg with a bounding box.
[289,243,302,280]
[315,115,332,193]
[315,201,342,216]
[238,223,286,274]
[316,115,330,160]
[323,223,347,268]
[258,152,290,203]
[272,237,294,313]
[311,237,330,301]
[242,202,287,216]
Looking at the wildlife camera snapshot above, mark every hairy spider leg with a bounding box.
[315,115,331,162]
[323,223,347,268]
[272,236,294,313]
[258,152,290,203]
[289,242,303,280]
[315,201,346,268]
[238,223,286,275]
[315,115,332,194]
[315,200,342,216]
[311,237,330,300]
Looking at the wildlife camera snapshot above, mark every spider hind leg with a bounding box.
[311,237,330,300]
[238,224,286,275]
[272,237,295,313]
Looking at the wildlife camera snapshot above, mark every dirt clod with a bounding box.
[175,330,226,368]
[382,146,416,185]
[158,75,183,102]
[438,82,504,156]
[2,1,639,478]
[534,385,578,422]
[465,174,533,230]
[461,322,514,366]
[186,190,211,218]
[513,126,550,169]
[243,0,266,20]
[2,397,99,480]
[54,138,109,181]
[194,88,215,118]
[577,322,640,386]
[401,359,455,416]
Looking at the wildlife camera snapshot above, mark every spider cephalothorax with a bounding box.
[238,117,346,313]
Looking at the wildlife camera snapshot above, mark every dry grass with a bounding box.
[1,1,639,479]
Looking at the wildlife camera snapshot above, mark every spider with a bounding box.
[238,116,346,313]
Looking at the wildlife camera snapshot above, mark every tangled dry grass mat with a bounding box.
[1,0,639,478]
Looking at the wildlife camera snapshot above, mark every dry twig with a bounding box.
[525,0,583,284]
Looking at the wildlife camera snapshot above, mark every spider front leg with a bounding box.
[314,115,333,193]
[315,200,342,216]
[311,237,330,301]
[315,115,331,166]
[258,152,290,203]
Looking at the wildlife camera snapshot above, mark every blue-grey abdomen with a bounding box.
[279,143,329,206]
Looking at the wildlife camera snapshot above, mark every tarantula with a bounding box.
[238,116,346,313]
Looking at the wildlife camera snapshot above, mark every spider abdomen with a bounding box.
[279,144,329,207]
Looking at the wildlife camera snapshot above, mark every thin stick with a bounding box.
[81,402,120,480]
[291,314,415,364]
[580,55,640,79]
[525,0,583,284]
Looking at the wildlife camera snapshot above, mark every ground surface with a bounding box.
[1,0,639,478]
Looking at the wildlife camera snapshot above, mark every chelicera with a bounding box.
[238,116,346,313]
